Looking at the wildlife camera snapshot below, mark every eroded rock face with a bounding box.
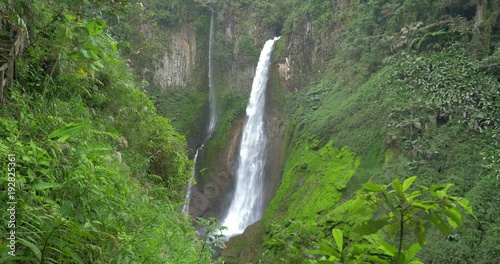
[189,118,244,218]
[281,13,315,92]
[189,70,287,226]
[222,220,264,264]
[276,11,343,93]
[154,25,197,88]
[262,71,286,206]
[188,14,288,223]
[182,4,288,224]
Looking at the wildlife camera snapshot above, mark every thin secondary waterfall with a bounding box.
[182,148,200,213]
[207,9,216,137]
[183,9,217,214]
[222,37,280,237]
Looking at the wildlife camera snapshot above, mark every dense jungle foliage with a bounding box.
[0,0,220,263]
[215,0,499,264]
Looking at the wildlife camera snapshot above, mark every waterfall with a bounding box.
[207,9,216,137]
[183,9,217,214]
[221,37,280,237]
[182,147,200,213]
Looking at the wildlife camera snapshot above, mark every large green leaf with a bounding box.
[455,198,476,219]
[366,255,390,264]
[402,176,417,192]
[332,229,343,252]
[431,183,453,198]
[85,19,106,35]
[63,13,75,22]
[378,241,397,257]
[405,243,422,263]
[405,190,421,201]
[353,218,390,235]
[442,207,462,227]
[18,238,42,261]
[392,179,403,196]
[60,200,74,218]
[76,146,112,153]
[317,240,340,258]
[48,122,90,142]
[80,49,91,58]
[363,183,383,192]
[414,218,427,246]
[349,197,368,215]
[411,201,435,210]
[32,182,64,190]
[372,207,386,221]
[430,212,452,235]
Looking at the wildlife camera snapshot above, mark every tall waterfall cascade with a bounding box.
[221,36,280,237]
[183,9,217,214]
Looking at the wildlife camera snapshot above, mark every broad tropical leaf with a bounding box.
[402,176,417,192]
[353,218,390,235]
[48,122,90,142]
[332,229,343,252]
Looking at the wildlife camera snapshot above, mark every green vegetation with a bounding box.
[154,86,207,143]
[0,0,217,262]
[261,175,478,264]
[309,177,475,264]
[264,139,360,224]
[197,87,247,186]
[196,217,227,257]
[219,0,499,263]
[1,0,499,263]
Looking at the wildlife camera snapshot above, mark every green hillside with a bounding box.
[0,1,216,263]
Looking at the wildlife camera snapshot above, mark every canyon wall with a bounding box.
[154,25,197,88]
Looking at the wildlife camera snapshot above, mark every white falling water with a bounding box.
[222,37,280,237]
[182,147,200,213]
[183,10,217,214]
[207,9,217,137]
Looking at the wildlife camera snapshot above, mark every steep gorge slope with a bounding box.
[145,1,288,219]
[115,0,499,263]
[208,1,500,263]
[0,1,217,262]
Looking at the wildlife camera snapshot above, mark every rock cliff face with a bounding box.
[189,5,341,223]
[146,2,334,226]
[185,7,288,220]
[262,69,286,206]
[189,70,287,220]
[276,13,343,93]
[278,13,315,92]
[154,25,197,89]
[147,2,324,229]
[189,118,244,218]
